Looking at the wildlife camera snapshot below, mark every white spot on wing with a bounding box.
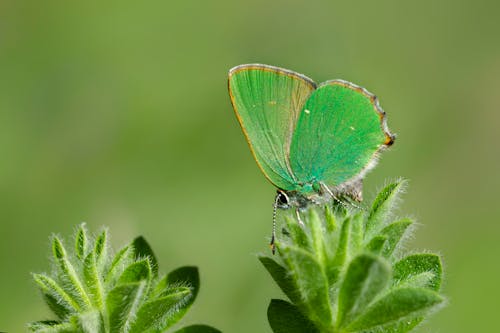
[350,126,355,131]
[304,109,311,114]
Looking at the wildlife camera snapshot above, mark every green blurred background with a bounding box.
[1,0,499,332]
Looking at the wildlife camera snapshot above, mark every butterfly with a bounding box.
[228,64,394,250]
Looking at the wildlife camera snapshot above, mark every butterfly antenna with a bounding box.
[270,192,280,254]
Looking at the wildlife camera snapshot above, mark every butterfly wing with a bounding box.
[228,64,316,190]
[289,80,394,191]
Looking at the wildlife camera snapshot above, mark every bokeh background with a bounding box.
[1,0,499,332]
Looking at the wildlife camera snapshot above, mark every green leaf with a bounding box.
[280,244,332,327]
[28,320,61,329]
[328,216,351,282]
[348,212,364,254]
[324,205,337,234]
[166,266,200,297]
[375,317,423,333]
[267,299,319,333]
[331,217,351,271]
[366,180,406,237]
[77,311,104,333]
[129,287,192,332]
[284,216,310,250]
[173,325,222,333]
[28,320,61,332]
[94,230,108,269]
[346,287,444,331]
[151,275,169,298]
[148,267,200,329]
[393,254,442,291]
[132,236,159,276]
[75,224,88,261]
[258,256,302,305]
[52,237,91,308]
[83,251,104,307]
[41,293,73,320]
[118,259,151,284]
[162,266,200,325]
[337,253,391,328]
[33,273,79,315]
[106,282,146,332]
[28,320,75,333]
[366,235,387,254]
[379,219,413,257]
[308,209,327,266]
[52,236,66,261]
[105,245,134,286]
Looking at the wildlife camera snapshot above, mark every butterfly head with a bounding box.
[276,188,321,211]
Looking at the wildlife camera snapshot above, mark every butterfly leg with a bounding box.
[320,182,364,210]
[295,208,305,227]
[320,182,348,207]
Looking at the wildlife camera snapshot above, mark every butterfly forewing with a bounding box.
[289,80,392,189]
[228,64,316,190]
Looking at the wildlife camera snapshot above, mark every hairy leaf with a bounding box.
[132,236,159,277]
[284,216,310,250]
[366,180,406,236]
[160,266,200,325]
[83,251,104,307]
[394,254,442,291]
[166,266,200,297]
[52,237,91,308]
[346,287,444,331]
[77,310,104,333]
[324,205,337,234]
[337,253,391,328]
[118,259,151,285]
[33,273,79,315]
[28,320,75,333]
[259,256,302,305]
[379,219,413,257]
[280,244,332,327]
[267,299,319,333]
[173,325,222,333]
[349,212,364,255]
[129,288,192,332]
[94,230,108,269]
[328,216,351,283]
[75,224,88,261]
[366,235,387,254]
[105,245,134,285]
[308,209,328,267]
[106,282,146,332]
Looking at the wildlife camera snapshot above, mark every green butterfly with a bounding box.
[228,64,394,247]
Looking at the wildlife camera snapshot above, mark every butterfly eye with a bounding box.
[276,191,290,208]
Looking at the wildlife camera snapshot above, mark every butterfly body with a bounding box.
[228,64,394,208]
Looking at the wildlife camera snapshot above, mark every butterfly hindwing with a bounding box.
[228,64,316,190]
[289,80,393,189]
